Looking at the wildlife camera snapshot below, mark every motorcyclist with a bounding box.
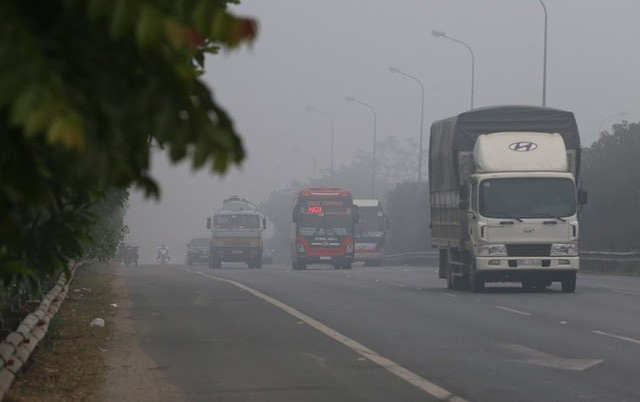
[157,244,170,262]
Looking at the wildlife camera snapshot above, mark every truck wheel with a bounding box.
[293,262,306,270]
[256,260,262,269]
[210,255,221,269]
[446,265,455,290]
[342,262,352,270]
[561,272,576,293]
[522,280,534,292]
[439,249,448,279]
[468,264,485,293]
[186,256,193,266]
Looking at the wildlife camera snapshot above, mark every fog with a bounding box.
[124,0,640,262]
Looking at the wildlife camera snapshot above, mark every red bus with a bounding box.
[291,188,359,270]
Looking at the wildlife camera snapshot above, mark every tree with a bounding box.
[0,1,257,283]
[580,122,640,251]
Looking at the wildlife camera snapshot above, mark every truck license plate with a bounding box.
[319,256,331,260]
[519,259,541,266]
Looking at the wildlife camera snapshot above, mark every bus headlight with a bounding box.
[550,244,578,256]
[478,244,507,257]
[346,244,354,253]
[297,243,305,253]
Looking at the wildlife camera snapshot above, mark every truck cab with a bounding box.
[430,106,587,292]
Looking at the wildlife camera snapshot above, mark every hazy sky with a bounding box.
[125,0,640,261]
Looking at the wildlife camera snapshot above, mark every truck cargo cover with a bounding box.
[429,105,581,192]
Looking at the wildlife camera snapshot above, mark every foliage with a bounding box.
[385,182,431,254]
[86,189,130,262]
[0,0,257,283]
[580,122,640,251]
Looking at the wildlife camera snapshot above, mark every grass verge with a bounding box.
[6,263,115,402]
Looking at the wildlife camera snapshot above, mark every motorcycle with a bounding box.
[157,247,170,265]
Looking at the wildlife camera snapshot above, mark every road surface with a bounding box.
[118,261,640,401]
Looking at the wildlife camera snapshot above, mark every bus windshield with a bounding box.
[298,206,352,236]
[356,207,385,239]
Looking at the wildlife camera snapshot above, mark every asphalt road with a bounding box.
[120,261,640,402]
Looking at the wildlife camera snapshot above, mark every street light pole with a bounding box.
[345,96,377,197]
[388,67,425,184]
[538,0,548,106]
[306,107,335,180]
[431,30,475,110]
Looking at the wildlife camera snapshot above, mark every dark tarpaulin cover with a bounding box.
[429,105,581,192]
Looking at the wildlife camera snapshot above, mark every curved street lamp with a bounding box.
[431,30,475,110]
[345,96,377,197]
[306,106,335,180]
[388,67,425,184]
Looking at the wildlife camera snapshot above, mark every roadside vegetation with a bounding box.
[5,264,115,402]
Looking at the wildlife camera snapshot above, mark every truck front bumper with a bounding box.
[476,256,579,271]
[212,247,261,262]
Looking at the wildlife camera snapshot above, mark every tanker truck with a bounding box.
[206,196,266,269]
[429,105,588,292]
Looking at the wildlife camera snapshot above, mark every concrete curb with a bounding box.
[0,264,78,400]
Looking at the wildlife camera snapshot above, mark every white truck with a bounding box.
[429,105,588,292]
[206,196,267,269]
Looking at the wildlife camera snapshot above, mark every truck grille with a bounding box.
[506,244,551,257]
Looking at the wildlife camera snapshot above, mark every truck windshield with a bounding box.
[214,214,259,229]
[298,207,352,236]
[356,208,385,239]
[479,178,576,219]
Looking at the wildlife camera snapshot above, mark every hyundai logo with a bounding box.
[522,227,535,234]
[509,141,538,152]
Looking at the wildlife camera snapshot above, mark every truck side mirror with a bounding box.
[206,217,211,229]
[459,199,469,211]
[578,189,588,205]
[262,218,267,229]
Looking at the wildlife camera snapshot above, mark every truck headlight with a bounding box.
[346,244,354,253]
[297,243,305,253]
[478,244,507,257]
[550,243,578,256]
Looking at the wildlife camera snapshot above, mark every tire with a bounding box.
[446,264,455,290]
[293,261,306,270]
[522,280,534,292]
[255,260,262,269]
[342,262,352,270]
[439,249,448,279]
[186,256,193,266]
[209,254,221,269]
[561,272,576,293]
[468,263,485,293]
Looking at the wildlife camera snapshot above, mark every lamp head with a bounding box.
[345,96,356,102]
[388,67,400,74]
[431,30,446,38]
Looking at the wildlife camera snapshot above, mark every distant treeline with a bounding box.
[580,122,640,251]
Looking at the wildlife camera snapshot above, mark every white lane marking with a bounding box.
[495,306,532,316]
[612,289,640,297]
[189,270,467,402]
[444,293,458,298]
[592,330,640,345]
[502,344,603,371]
[389,282,408,288]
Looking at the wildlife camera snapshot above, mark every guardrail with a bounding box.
[580,250,640,274]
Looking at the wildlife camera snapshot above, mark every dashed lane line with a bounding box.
[444,293,458,298]
[592,330,640,346]
[495,306,532,316]
[187,269,468,402]
[389,282,408,288]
